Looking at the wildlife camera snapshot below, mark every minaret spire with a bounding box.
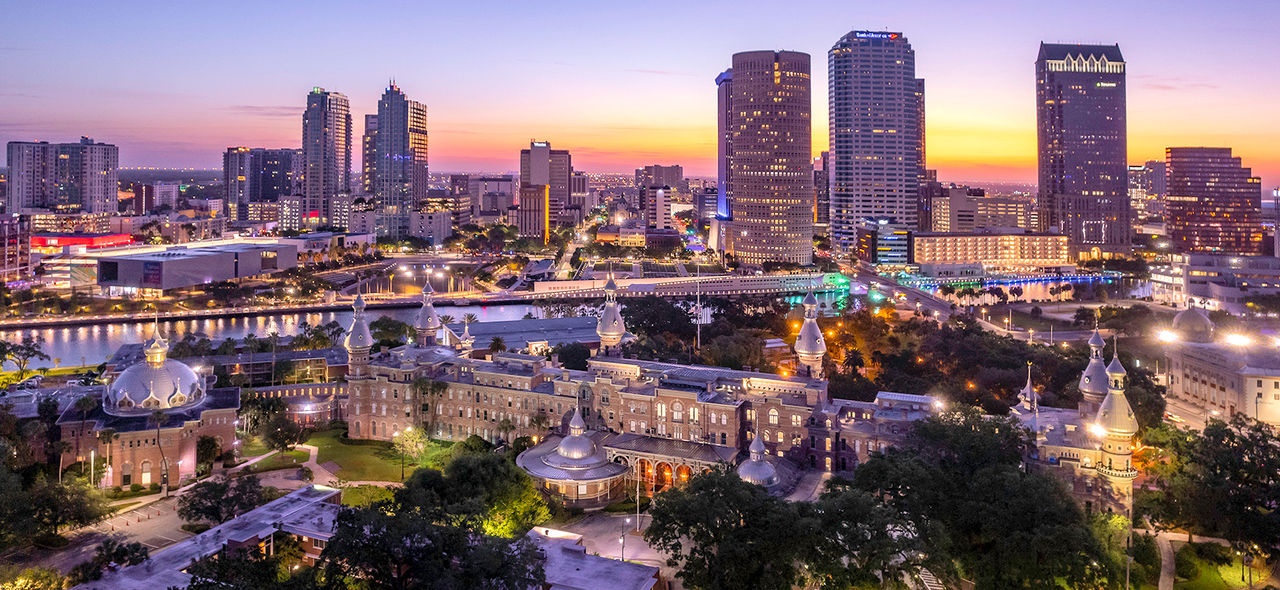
[596,268,626,356]
[793,291,827,378]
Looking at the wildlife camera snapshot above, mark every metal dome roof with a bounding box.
[1172,307,1215,343]
[106,338,205,416]
[344,295,374,350]
[414,288,442,332]
[555,410,595,460]
[736,435,778,486]
[1096,390,1139,437]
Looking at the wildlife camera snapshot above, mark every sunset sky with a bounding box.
[3,0,1277,187]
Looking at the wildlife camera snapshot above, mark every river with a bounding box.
[2,302,540,370]
[1,278,1144,370]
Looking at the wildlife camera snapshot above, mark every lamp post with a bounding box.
[1028,328,1035,345]
[393,430,404,480]
[621,517,630,561]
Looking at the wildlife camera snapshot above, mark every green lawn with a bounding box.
[108,501,142,514]
[245,449,309,473]
[307,429,404,482]
[239,434,271,458]
[1173,542,1267,590]
[341,484,395,507]
[306,429,454,482]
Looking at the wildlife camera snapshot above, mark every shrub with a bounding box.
[129,483,144,493]
[298,466,313,482]
[180,523,211,534]
[1175,544,1200,579]
[149,483,161,492]
[1194,542,1232,565]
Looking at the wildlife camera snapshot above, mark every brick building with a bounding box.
[58,327,238,489]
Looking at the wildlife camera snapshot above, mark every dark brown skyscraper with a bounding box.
[1036,43,1128,259]
[721,50,813,266]
[1166,147,1263,255]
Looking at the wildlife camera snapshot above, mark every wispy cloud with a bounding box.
[222,105,299,117]
[1133,74,1218,92]
[624,68,695,77]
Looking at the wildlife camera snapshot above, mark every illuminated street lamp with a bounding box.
[1155,329,1179,344]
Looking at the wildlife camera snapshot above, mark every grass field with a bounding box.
[1173,542,1267,590]
[307,429,403,482]
[246,449,309,473]
[238,434,272,458]
[307,429,453,482]
[341,484,395,507]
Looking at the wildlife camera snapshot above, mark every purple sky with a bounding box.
[2,0,1276,187]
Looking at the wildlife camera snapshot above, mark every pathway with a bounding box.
[1156,531,1175,590]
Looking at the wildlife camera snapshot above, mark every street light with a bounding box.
[393,430,405,480]
[1156,329,1179,344]
[621,517,631,561]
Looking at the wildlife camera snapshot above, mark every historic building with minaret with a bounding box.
[341,284,936,504]
[1014,327,1139,513]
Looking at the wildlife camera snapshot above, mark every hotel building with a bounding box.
[910,232,1072,276]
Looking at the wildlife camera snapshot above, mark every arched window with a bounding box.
[354,422,362,436]
[672,403,683,422]
[768,409,779,426]
[791,415,801,427]
[689,406,699,422]
[656,403,666,418]
[776,431,784,443]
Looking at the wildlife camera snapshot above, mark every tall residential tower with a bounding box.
[1036,43,1129,259]
[719,50,814,266]
[828,31,924,264]
[301,87,352,228]
[373,84,429,238]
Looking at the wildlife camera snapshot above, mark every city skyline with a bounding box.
[2,1,1277,187]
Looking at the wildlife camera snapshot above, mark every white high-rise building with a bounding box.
[6,137,118,214]
[302,87,352,228]
[828,31,924,264]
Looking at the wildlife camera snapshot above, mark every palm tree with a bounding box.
[489,336,507,353]
[414,377,448,435]
[1009,285,1024,301]
[529,412,551,443]
[439,314,456,325]
[148,410,170,494]
[96,428,117,485]
[73,395,97,473]
[462,313,479,325]
[938,284,956,301]
[498,418,515,444]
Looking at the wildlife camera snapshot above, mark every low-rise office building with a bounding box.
[910,232,1072,277]
[1161,307,1280,426]
[1151,253,1280,314]
[96,241,297,295]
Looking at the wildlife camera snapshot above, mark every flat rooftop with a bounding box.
[79,485,341,590]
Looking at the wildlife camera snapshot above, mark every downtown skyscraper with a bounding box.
[1036,43,1129,259]
[519,140,571,226]
[372,84,429,238]
[1165,147,1264,255]
[716,50,814,266]
[302,87,352,228]
[828,31,924,264]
